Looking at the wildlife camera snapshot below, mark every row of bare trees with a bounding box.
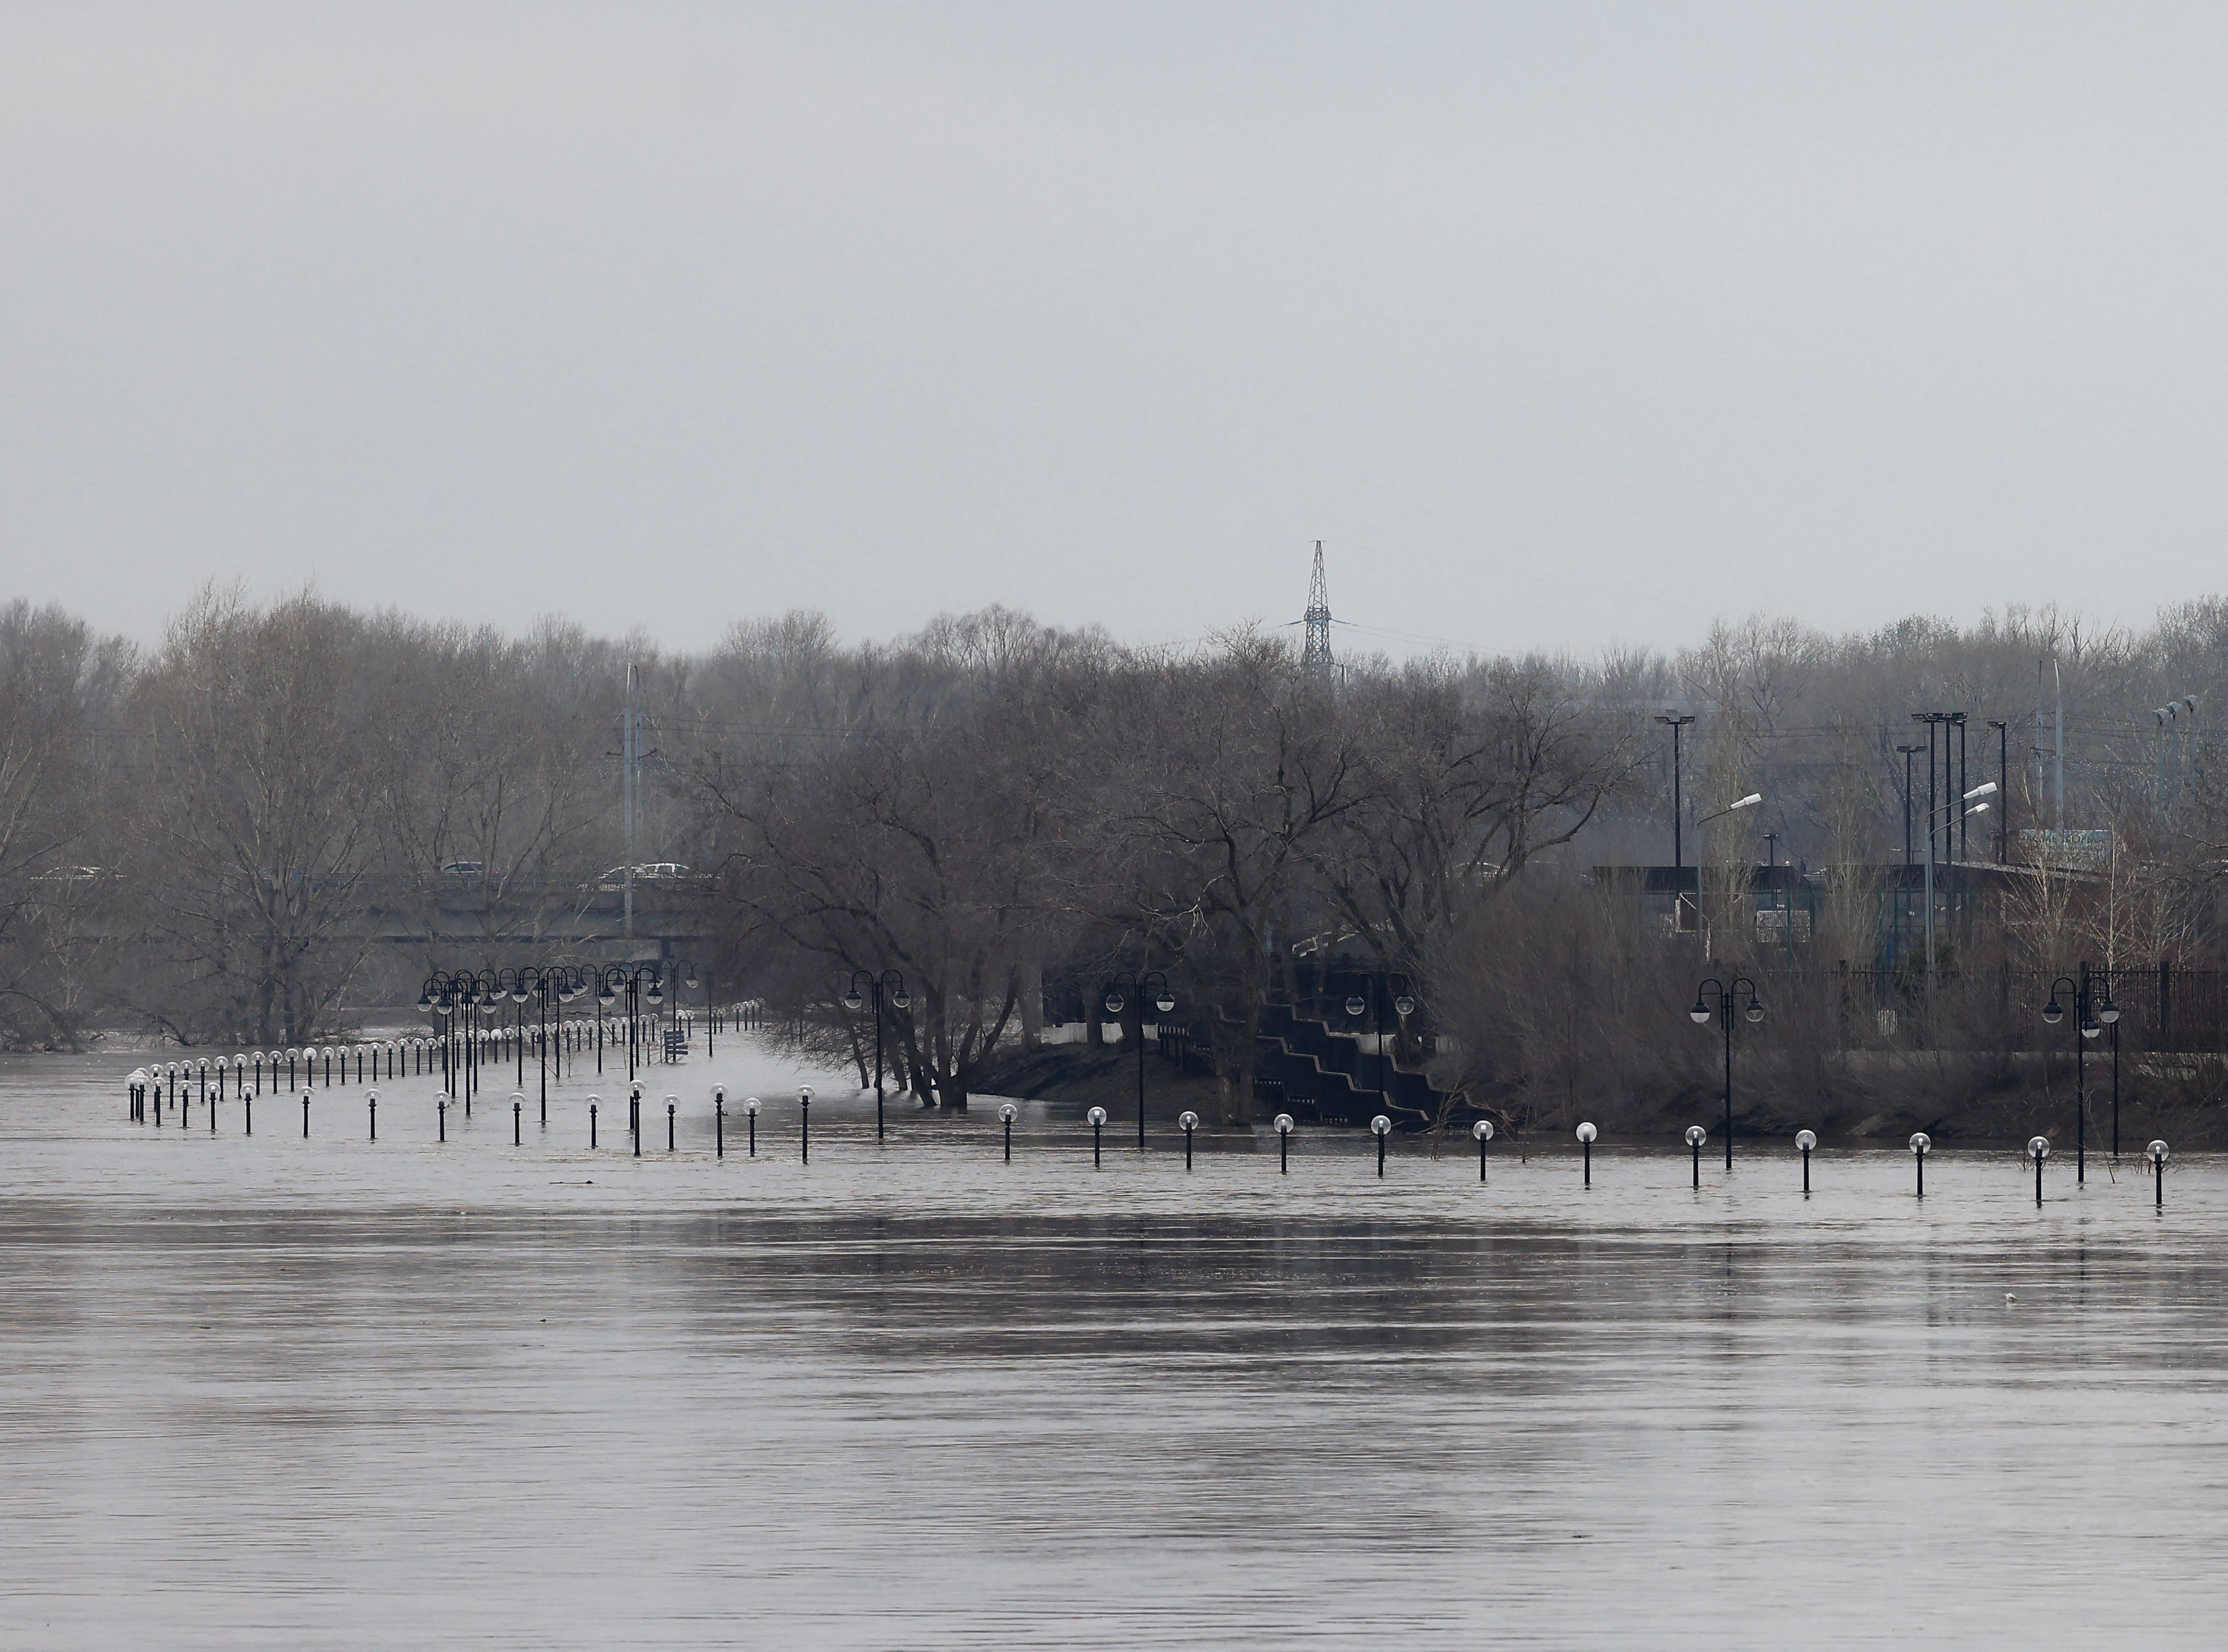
[9,587,2228,1141]
[677,609,1638,1118]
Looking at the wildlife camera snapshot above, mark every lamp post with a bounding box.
[842,969,910,1139]
[1655,711,1696,868]
[1103,970,1175,1151]
[1344,973,1417,1125]
[419,970,484,1101]
[2041,967,2114,1186]
[1689,976,1763,1170]
[594,964,664,1084]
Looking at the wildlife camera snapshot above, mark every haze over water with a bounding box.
[3,1046,2220,1648]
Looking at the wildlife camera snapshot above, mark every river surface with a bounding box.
[3,1046,2223,1648]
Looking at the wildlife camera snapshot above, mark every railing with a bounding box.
[1787,962,2228,1053]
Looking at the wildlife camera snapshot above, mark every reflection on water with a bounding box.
[3,1050,2224,1648]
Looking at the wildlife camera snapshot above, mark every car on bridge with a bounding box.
[588,863,694,892]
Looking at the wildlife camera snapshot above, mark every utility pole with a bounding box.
[2053,658,2065,830]
[623,661,637,941]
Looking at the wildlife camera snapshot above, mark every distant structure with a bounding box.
[1301,541,1336,679]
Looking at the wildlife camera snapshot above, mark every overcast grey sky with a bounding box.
[4,3,2225,656]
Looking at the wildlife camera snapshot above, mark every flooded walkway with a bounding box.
[3,1049,2221,1647]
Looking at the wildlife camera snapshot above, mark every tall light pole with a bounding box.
[1922,781,1994,982]
[1895,744,1922,865]
[1697,792,1761,944]
[1986,720,2010,862]
[1953,712,1969,862]
[1104,970,1175,1150]
[1689,975,1764,1171]
[842,969,910,1139]
[1655,711,1696,869]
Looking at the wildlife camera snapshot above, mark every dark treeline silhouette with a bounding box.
[9,588,2228,1137]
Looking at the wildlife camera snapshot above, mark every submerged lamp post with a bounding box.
[1370,1113,1391,1177]
[842,969,910,1139]
[1685,1124,1707,1186]
[1795,1128,1817,1193]
[1000,1101,1017,1162]
[1275,1112,1294,1174]
[1087,1105,1108,1166]
[2028,1135,2050,1204]
[1103,971,1176,1151]
[2041,968,2114,1185]
[1910,1131,1930,1196]
[1346,975,1417,1125]
[1577,1121,1597,1186]
[745,1096,759,1156]
[593,964,665,1084]
[1472,1118,1494,1182]
[2149,1139,2169,1207]
[1179,1110,1199,1170]
[1690,975,1765,1170]
[799,1086,812,1164]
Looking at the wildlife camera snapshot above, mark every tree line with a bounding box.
[7,587,2228,1131]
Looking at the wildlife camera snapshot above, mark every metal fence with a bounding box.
[1825,962,2228,1053]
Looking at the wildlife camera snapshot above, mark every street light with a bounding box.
[1103,969,1176,1151]
[2040,966,2111,1185]
[842,969,911,1138]
[1688,975,1763,1171]
[593,964,664,1083]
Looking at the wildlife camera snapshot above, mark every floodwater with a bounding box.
[3,1048,2225,1648]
